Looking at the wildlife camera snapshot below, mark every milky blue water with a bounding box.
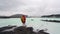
[0,18,60,34]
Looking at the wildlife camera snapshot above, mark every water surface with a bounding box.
[0,18,60,34]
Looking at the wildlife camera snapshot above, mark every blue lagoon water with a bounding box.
[0,18,60,34]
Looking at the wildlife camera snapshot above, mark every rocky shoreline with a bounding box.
[0,25,49,34]
[42,20,60,23]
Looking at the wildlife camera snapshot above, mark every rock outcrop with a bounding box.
[0,26,49,34]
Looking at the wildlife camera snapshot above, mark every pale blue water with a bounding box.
[0,18,60,34]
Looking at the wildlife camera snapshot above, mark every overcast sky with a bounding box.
[0,0,60,16]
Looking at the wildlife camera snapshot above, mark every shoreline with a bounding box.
[0,25,49,34]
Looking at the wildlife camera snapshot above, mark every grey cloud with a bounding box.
[0,0,60,16]
[0,0,25,11]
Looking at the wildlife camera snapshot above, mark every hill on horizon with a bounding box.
[0,14,28,18]
[41,14,60,18]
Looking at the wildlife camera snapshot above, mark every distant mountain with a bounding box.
[41,14,60,18]
[0,16,10,18]
[0,14,28,18]
[10,14,28,18]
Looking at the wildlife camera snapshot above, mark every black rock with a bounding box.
[0,26,50,34]
[38,30,49,34]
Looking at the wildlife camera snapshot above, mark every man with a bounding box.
[21,15,26,26]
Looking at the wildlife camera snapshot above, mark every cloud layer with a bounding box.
[0,0,60,16]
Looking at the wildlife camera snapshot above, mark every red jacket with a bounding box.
[21,15,26,24]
